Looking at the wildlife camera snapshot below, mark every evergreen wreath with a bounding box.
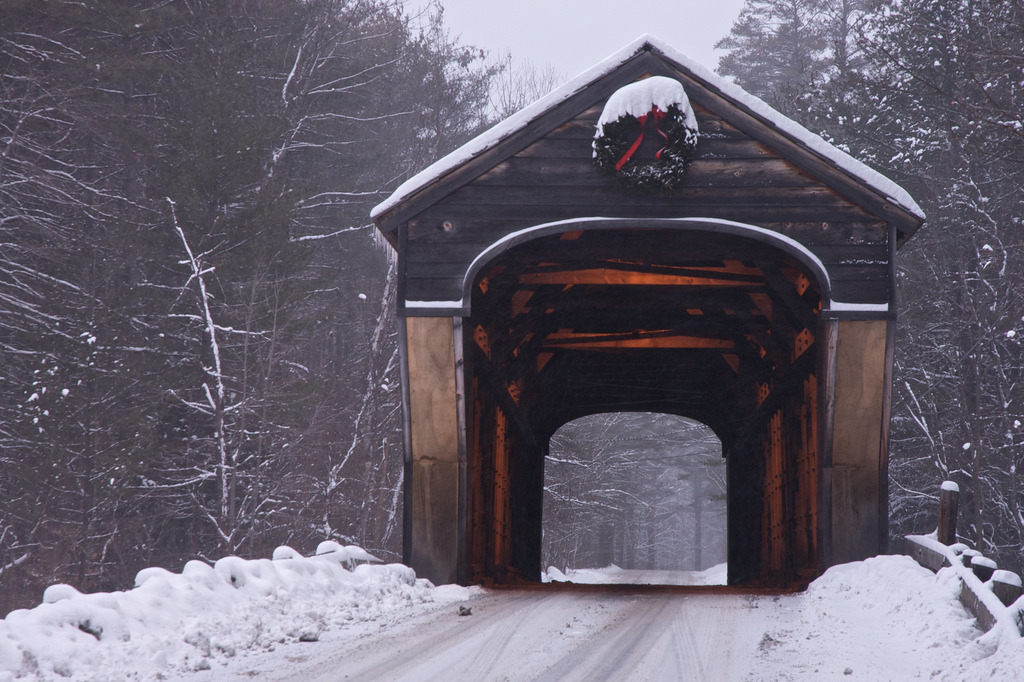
[593,102,698,193]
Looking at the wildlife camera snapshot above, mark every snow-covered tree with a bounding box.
[855,0,1024,564]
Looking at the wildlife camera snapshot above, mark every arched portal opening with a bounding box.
[464,222,824,587]
[541,412,726,586]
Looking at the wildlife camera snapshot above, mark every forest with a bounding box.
[2,0,1023,614]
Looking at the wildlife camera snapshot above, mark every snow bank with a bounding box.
[749,555,1024,681]
[7,549,1020,680]
[0,546,440,681]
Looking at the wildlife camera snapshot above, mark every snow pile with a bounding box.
[594,76,698,138]
[311,540,381,568]
[748,555,1024,681]
[0,545,441,681]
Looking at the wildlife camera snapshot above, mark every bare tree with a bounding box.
[0,0,500,613]
[488,52,562,120]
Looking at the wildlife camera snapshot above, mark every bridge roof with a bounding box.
[371,34,924,233]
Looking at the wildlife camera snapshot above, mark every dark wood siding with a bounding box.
[402,101,890,307]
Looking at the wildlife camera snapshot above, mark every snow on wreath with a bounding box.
[593,76,699,193]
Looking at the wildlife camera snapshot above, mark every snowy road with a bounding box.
[122,555,1020,682]
[214,589,767,682]
[6,553,1021,681]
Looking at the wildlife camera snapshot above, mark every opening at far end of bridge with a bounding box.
[541,412,726,589]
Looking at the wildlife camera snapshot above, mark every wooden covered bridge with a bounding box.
[371,36,924,588]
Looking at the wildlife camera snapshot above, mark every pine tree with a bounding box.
[716,0,829,116]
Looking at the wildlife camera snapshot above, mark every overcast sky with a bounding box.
[409,0,745,81]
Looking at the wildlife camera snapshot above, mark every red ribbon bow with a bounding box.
[615,106,670,171]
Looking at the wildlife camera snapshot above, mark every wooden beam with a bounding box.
[758,262,821,336]
[521,258,767,282]
[470,342,540,449]
[499,283,772,320]
[727,348,818,453]
[530,349,749,440]
[532,309,755,338]
[518,267,760,287]
[542,329,736,351]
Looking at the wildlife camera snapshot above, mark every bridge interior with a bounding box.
[464,227,822,587]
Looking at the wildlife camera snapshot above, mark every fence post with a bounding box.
[991,570,1023,607]
[937,480,959,545]
[971,555,997,582]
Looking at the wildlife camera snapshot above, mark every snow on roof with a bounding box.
[371,34,924,223]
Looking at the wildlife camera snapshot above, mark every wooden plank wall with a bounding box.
[403,100,889,307]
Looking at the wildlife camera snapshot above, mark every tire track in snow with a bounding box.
[531,595,679,681]
[438,592,566,680]
[516,593,765,681]
[396,591,625,681]
[219,591,539,681]
[331,591,549,681]
[643,594,766,681]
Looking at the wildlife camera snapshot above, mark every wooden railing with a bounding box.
[903,481,1024,636]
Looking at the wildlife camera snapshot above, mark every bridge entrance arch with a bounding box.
[371,36,923,588]
[463,221,824,586]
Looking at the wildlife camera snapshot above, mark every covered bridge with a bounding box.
[371,36,924,588]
